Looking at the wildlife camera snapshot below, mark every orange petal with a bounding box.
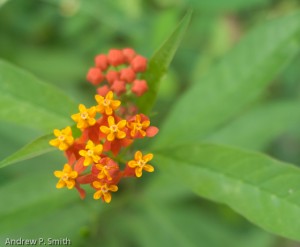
[54,171,63,178]
[135,167,143,177]
[100,126,110,134]
[103,193,112,203]
[134,151,142,160]
[93,181,102,188]
[107,133,115,141]
[128,160,137,168]
[143,153,153,162]
[93,190,102,200]
[109,185,118,192]
[107,116,115,126]
[144,164,154,173]
[56,180,65,189]
[117,120,127,129]
[116,130,126,139]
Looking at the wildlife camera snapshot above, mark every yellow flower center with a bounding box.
[58,135,65,141]
[101,186,108,193]
[61,173,69,181]
[136,123,142,130]
[80,112,88,119]
[87,150,94,156]
[103,99,110,106]
[137,159,146,167]
[110,125,118,133]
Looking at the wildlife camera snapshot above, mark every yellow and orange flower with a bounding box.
[93,181,118,203]
[54,164,78,189]
[127,114,150,137]
[71,104,96,129]
[95,91,120,115]
[100,116,126,141]
[79,140,103,166]
[128,151,154,177]
[49,126,74,151]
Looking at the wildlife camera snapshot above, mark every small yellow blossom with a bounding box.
[128,151,154,177]
[79,140,103,166]
[95,163,112,180]
[95,91,121,115]
[71,104,96,129]
[49,126,74,151]
[93,181,118,203]
[127,114,150,137]
[54,164,78,189]
[100,116,126,141]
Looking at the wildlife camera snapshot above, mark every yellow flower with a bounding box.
[95,163,112,180]
[95,91,121,115]
[79,140,103,166]
[54,164,78,189]
[127,114,150,137]
[93,181,118,203]
[49,126,74,151]
[128,151,154,177]
[71,104,96,129]
[100,116,126,141]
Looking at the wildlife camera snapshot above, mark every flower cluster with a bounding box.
[86,48,149,97]
[50,90,159,203]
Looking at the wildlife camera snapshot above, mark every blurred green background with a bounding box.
[1,0,300,246]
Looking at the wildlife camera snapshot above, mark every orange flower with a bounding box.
[95,91,120,115]
[54,164,78,189]
[128,151,154,177]
[79,140,103,166]
[93,181,118,203]
[100,116,126,141]
[127,114,150,137]
[49,126,74,151]
[71,104,96,129]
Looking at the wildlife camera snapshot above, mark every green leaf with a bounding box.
[155,12,300,149]
[0,59,77,132]
[207,100,300,150]
[136,10,192,114]
[155,143,300,241]
[186,0,271,11]
[0,134,54,169]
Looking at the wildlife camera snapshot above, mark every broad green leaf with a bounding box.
[186,0,271,11]
[155,12,300,149]
[0,59,77,132]
[136,10,192,114]
[124,202,275,247]
[207,100,300,150]
[0,155,97,245]
[155,143,300,241]
[0,134,54,168]
[0,124,81,169]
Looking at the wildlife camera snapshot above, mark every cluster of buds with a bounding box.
[49,91,159,203]
[86,48,149,97]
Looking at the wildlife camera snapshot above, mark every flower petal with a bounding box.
[93,190,102,200]
[103,193,112,203]
[135,167,143,177]
[135,151,142,160]
[143,164,154,173]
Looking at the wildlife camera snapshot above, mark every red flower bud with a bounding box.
[108,49,125,66]
[122,48,136,63]
[97,85,110,96]
[120,67,136,83]
[106,70,119,85]
[131,80,148,96]
[111,80,126,96]
[131,55,147,72]
[95,54,108,70]
[86,67,104,85]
